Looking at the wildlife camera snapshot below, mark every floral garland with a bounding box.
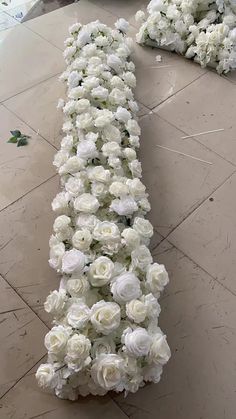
[135,0,236,74]
[35,19,171,400]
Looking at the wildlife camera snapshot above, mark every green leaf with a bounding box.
[10,130,21,138]
[8,136,18,144]
[17,137,28,147]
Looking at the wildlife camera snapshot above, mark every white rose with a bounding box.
[107,54,123,72]
[115,106,131,123]
[76,214,98,231]
[110,75,125,89]
[111,272,141,303]
[76,112,93,130]
[36,364,57,389]
[53,150,68,168]
[53,215,71,234]
[62,249,86,274]
[90,300,121,334]
[102,142,121,157]
[126,119,141,136]
[49,241,65,270]
[67,70,81,87]
[110,196,138,216]
[144,294,161,319]
[66,302,90,329]
[91,337,116,358]
[83,76,100,90]
[143,363,163,383]
[68,86,85,99]
[123,327,152,356]
[91,86,109,100]
[109,88,126,106]
[103,124,121,143]
[44,289,67,316]
[115,18,129,33]
[86,132,98,142]
[133,217,153,239]
[88,256,114,287]
[66,334,91,371]
[109,181,129,197]
[127,178,146,198]
[65,176,85,197]
[72,229,92,251]
[148,333,171,365]
[44,325,71,356]
[59,156,85,175]
[93,221,120,242]
[66,276,90,297]
[77,140,98,160]
[121,228,140,249]
[129,160,142,178]
[94,109,114,128]
[61,135,73,151]
[128,100,139,113]
[52,192,70,214]
[131,245,153,271]
[95,35,110,47]
[88,166,111,183]
[126,299,147,323]
[91,354,124,390]
[91,182,107,198]
[129,135,140,148]
[122,71,136,88]
[135,10,146,24]
[74,193,100,214]
[123,147,136,161]
[146,263,169,295]
[139,197,151,212]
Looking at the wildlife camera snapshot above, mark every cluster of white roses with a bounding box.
[36,19,170,400]
[136,0,236,73]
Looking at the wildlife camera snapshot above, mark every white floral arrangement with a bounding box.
[35,19,171,400]
[136,0,236,74]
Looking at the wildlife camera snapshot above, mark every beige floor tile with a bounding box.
[0,303,48,398]
[0,24,64,101]
[113,240,236,419]
[127,28,206,109]
[169,172,236,295]
[0,105,56,210]
[138,112,235,237]
[5,75,65,149]
[0,364,127,419]
[89,0,149,21]
[0,274,25,314]
[0,176,60,323]
[24,1,117,50]
[155,71,236,165]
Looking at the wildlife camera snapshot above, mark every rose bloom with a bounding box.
[90,300,121,335]
[66,333,91,371]
[91,354,124,390]
[88,256,114,287]
[131,245,153,271]
[74,193,100,214]
[110,196,138,216]
[93,221,120,242]
[44,289,67,316]
[66,301,90,329]
[44,325,71,356]
[111,272,141,303]
[91,337,116,358]
[133,217,153,239]
[66,276,90,298]
[36,364,57,389]
[146,263,169,295]
[72,229,92,251]
[148,333,171,365]
[126,299,147,323]
[61,249,86,274]
[123,327,152,356]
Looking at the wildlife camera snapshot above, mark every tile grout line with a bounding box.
[0,71,62,105]
[0,353,47,401]
[0,269,51,330]
[0,173,58,214]
[2,102,60,152]
[161,238,236,298]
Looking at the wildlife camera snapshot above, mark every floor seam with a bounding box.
[163,238,236,298]
[0,173,58,214]
[0,71,62,105]
[110,396,131,418]
[0,353,47,401]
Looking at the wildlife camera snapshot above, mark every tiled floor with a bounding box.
[0,2,236,418]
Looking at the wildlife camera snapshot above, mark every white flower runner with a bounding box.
[36,19,170,400]
[136,0,236,74]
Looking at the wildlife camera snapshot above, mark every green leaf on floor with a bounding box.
[7,130,31,147]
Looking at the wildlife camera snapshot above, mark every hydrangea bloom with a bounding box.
[36,19,170,400]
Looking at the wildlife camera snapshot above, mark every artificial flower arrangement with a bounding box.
[135,0,236,74]
[36,19,171,400]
